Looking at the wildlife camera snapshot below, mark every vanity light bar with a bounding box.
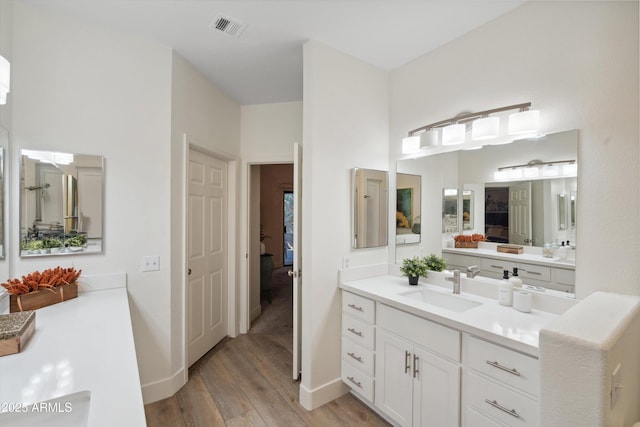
[402,102,539,154]
[494,160,576,181]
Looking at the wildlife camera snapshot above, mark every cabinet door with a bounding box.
[375,329,413,426]
[413,346,461,427]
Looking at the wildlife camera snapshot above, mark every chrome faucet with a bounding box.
[466,265,481,278]
[445,269,461,294]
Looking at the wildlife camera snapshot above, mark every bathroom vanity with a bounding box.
[340,273,574,426]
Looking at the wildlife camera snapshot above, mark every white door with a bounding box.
[291,143,302,380]
[187,148,228,367]
[509,182,532,245]
[412,346,460,427]
[38,165,64,225]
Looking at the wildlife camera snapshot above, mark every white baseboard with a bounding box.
[141,368,187,404]
[299,377,349,410]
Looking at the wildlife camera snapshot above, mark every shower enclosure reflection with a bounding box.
[20,149,104,256]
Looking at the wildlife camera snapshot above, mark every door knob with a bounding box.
[188,268,192,276]
[287,270,299,278]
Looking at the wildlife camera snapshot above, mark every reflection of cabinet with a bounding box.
[485,187,509,243]
[260,254,274,303]
[444,253,481,272]
[463,334,538,426]
[376,304,460,426]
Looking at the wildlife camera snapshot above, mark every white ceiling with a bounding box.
[25,0,527,105]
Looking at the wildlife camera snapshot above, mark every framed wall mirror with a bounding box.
[395,129,578,285]
[20,149,104,257]
[352,167,388,249]
[0,128,6,260]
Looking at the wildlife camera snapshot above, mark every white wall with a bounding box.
[390,1,639,298]
[238,101,302,332]
[300,40,389,408]
[169,53,240,400]
[12,2,174,397]
[11,3,242,405]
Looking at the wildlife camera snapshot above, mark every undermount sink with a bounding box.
[0,390,91,427]
[399,288,482,312]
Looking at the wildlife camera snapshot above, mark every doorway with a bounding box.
[248,163,294,335]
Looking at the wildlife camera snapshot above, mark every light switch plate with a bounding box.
[142,255,160,272]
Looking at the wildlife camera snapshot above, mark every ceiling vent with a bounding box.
[210,14,247,39]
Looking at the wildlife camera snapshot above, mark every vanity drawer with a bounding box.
[466,372,537,426]
[443,253,481,270]
[517,262,551,282]
[464,407,504,427]
[342,359,374,402]
[342,292,375,323]
[481,258,516,277]
[377,304,460,362]
[464,334,538,397]
[554,268,575,286]
[342,337,374,376]
[342,315,375,350]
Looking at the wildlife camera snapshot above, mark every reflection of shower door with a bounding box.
[77,167,103,237]
[37,165,64,225]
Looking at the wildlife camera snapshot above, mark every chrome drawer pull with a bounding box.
[347,303,364,312]
[486,360,521,376]
[347,327,363,337]
[347,352,363,363]
[490,264,503,269]
[347,376,362,388]
[413,354,419,378]
[404,351,411,374]
[527,271,542,275]
[485,399,520,418]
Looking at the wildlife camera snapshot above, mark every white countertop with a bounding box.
[340,275,560,357]
[442,246,576,270]
[0,285,145,427]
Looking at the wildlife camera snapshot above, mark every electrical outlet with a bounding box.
[142,255,160,272]
[343,256,350,269]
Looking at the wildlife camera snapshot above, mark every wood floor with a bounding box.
[144,267,390,426]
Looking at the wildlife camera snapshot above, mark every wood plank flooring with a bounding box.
[145,267,389,426]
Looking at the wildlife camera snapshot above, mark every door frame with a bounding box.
[239,156,292,334]
[182,135,238,382]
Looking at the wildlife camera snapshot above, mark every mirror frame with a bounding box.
[351,167,388,249]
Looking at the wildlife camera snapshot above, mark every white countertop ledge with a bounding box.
[0,280,145,427]
[340,275,560,357]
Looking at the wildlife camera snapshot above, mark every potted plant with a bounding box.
[43,237,64,254]
[423,254,447,272]
[400,256,428,285]
[26,239,44,254]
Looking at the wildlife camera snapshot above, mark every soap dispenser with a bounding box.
[509,267,523,289]
[558,241,568,260]
[498,270,513,306]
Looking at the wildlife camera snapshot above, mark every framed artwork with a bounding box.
[396,188,412,229]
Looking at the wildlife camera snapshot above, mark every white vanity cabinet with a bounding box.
[375,304,461,427]
[463,334,539,426]
[443,253,481,272]
[341,291,376,402]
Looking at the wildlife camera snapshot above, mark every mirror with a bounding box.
[352,168,388,248]
[0,128,5,259]
[396,129,578,260]
[20,149,104,256]
[462,190,474,230]
[442,189,458,233]
[396,173,421,244]
[558,193,567,230]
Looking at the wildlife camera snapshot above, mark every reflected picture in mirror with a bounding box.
[396,173,421,245]
[20,149,104,257]
[352,168,388,249]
